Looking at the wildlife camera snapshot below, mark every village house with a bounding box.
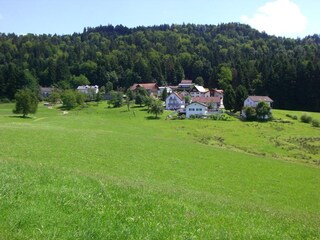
[243,96,273,108]
[158,86,173,97]
[185,97,221,118]
[186,102,207,118]
[178,80,194,90]
[192,97,221,111]
[165,92,185,110]
[210,89,224,98]
[189,85,210,98]
[129,83,159,96]
[242,96,274,119]
[77,85,99,95]
[39,86,54,99]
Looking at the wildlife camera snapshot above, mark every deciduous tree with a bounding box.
[147,99,164,118]
[13,88,38,117]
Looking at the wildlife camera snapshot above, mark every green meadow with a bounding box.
[0,102,319,239]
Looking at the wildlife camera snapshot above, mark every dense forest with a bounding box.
[0,23,319,111]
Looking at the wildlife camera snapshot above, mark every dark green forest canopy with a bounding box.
[0,23,319,111]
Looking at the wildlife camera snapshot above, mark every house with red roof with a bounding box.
[210,89,224,98]
[129,83,159,96]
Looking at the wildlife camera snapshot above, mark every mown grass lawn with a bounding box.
[0,102,319,239]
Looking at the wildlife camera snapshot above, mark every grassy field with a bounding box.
[0,102,319,239]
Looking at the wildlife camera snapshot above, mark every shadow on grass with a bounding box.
[145,116,161,120]
[131,105,144,109]
[8,115,33,119]
[57,105,73,111]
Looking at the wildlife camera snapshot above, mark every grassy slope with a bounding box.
[0,103,319,239]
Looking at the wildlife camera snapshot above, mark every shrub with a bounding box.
[312,119,320,127]
[220,114,230,121]
[210,115,218,120]
[179,114,186,120]
[244,107,256,121]
[300,114,312,123]
[286,114,298,120]
[0,98,10,103]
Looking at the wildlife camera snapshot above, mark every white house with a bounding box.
[166,92,185,110]
[242,96,273,119]
[186,102,207,118]
[191,97,221,111]
[158,86,173,97]
[77,85,99,95]
[189,85,210,98]
[243,96,273,108]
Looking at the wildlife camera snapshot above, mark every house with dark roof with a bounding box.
[178,80,194,90]
[129,83,159,96]
[40,86,54,99]
[165,92,185,110]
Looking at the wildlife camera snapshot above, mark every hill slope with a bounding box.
[0,103,319,239]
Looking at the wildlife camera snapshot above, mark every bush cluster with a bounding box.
[208,114,230,121]
[286,114,298,120]
[169,114,186,120]
[312,119,320,127]
[300,114,313,123]
[0,98,11,103]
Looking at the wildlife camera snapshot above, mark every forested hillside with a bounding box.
[0,23,319,111]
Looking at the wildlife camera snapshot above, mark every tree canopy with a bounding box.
[147,99,164,118]
[13,88,38,117]
[1,23,320,111]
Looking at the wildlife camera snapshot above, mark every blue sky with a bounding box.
[0,0,319,38]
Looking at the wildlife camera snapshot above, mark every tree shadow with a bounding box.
[8,115,33,119]
[131,105,144,109]
[145,116,161,120]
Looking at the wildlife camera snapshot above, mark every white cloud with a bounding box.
[241,0,307,38]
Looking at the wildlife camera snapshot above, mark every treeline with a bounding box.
[0,23,319,111]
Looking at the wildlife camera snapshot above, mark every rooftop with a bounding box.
[192,97,221,103]
[248,96,273,102]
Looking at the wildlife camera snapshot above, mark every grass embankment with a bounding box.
[0,103,319,239]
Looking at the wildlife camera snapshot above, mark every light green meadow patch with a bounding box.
[0,103,319,239]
